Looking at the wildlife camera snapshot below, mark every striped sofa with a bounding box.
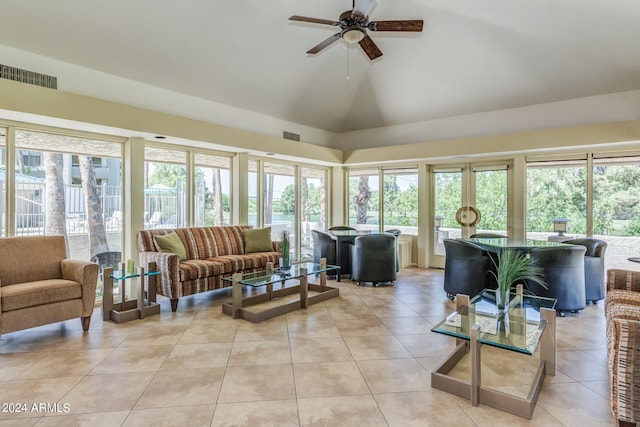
[605,269,640,427]
[137,225,280,312]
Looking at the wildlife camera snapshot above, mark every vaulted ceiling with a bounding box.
[1,1,640,150]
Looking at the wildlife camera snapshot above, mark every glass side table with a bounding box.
[221,258,340,322]
[431,285,557,419]
[102,262,161,323]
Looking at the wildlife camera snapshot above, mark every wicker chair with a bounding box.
[605,269,640,427]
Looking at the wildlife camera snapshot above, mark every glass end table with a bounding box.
[221,258,340,322]
[102,262,161,323]
[430,285,557,419]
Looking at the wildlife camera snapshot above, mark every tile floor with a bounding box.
[0,268,616,426]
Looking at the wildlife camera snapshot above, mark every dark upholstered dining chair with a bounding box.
[469,233,508,238]
[90,251,122,277]
[312,230,351,277]
[350,233,396,286]
[384,229,401,272]
[563,238,607,304]
[443,239,489,300]
[528,245,587,315]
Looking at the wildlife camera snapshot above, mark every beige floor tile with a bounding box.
[284,305,334,322]
[536,381,616,426]
[452,394,565,426]
[289,337,353,363]
[581,379,611,400]
[556,349,609,382]
[117,324,187,347]
[0,377,83,420]
[333,318,392,337]
[293,361,370,398]
[395,333,456,358]
[375,390,476,427]
[228,340,291,366]
[358,358,430,393]
[90,345,172,374]
[177,323,238,344]
[378,316,432,335]
[124,405,214,427]
[286,320,341,339]
[0,351,49,380]
[15,349,114,379]
[36,411,130,427]
[218,364,295,403]
[160,342,232,370]
[234,321,288,342]
[343,335,413,360]
[212,400,299,427]
[327,304,376,320]
[135,368,225,409]
[297,395,388,427]
[61,372,154,414]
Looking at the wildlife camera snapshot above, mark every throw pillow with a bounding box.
[153,232,187,261]
[244,227,273,254]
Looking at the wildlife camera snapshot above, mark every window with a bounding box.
[526,159,587,240]
[592,156,640,271]
[383,168,418,235]
[301,167,327,260]
[248,160,259,228]
[474,167,508,235]
[20,151,41,168]
[14,130,123,261]
[433,170,462,255]
[194,153,231,227]
[264,162,296,257]
[144,147,187,229]
[348,169,379,230]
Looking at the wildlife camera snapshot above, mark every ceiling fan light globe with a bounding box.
[343,29,365,43]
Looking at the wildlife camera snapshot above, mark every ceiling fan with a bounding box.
[289,0,423,60]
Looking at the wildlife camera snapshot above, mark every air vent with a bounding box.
[283,131,300,142]
[0,64,57,89]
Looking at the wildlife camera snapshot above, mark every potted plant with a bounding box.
[488,249,546,313]
[279,230,291,270]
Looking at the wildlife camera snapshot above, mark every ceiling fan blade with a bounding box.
[368,20,424,32]
[307,33,342,54]
[352,0,376,20]
[358,35,383,60]
[289,15,340,26]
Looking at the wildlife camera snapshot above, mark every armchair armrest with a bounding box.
[61,259,99,316]
[607,269,640,292]
[272,241,281,252]
[138,251,180,299]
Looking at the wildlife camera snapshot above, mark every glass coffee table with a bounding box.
[221,258,340,322]
[431,285,557,419]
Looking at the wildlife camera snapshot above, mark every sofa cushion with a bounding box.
[206,253,280,274]
[244,227,273,254]
[179,259,226,282]
[154,232,187,261]
[1,279,82,312]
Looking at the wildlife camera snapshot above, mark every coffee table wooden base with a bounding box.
[222,278,339,323]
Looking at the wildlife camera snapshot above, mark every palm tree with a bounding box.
[211,168,223,225]
[354,176,371,224]
[79,156,109,257]
[44,153,67,236]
